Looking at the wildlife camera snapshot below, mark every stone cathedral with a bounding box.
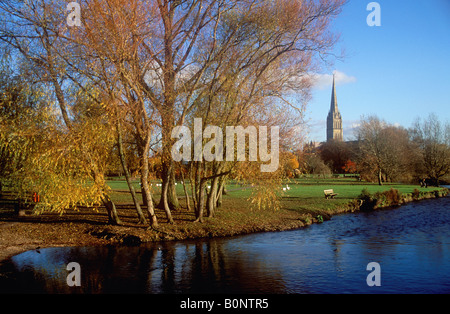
[326,74,343,142]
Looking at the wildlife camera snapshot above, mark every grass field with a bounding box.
[108,177,440,215]
[100,176,448,242]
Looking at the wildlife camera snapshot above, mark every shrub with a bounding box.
[373,188,402,207]
[374,191,386,207]
[412,188,420,200]
[359,188,402,210]
[384,188,402,206]
[358,188,376,211]
[316,215,324,223]
[358,188,372,202]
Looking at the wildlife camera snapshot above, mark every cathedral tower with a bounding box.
[327,73,343,142]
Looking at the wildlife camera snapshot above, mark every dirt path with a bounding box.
[0,218,111,263]
[0,221,43,262]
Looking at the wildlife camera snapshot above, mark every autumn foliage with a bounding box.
[0,0,346,225]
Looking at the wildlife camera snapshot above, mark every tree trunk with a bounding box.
[140,178,160,211]
[92,168,121,225]
[141,178,158,227]
[194,179,207,223]
[158,4,178,215]
[194,162,202,217]
[377,168,383,186]
[222,182,228,195]
[189,162,197,213]
[141,178,148,209]
[168,170,180,210]
[158,152,179,211]
[102,194,121,225]
[117,121,147,224]
[207,176,219,218]
[141,163,158,227]
[157,107,177,220]
[180,168,191,211]
[216,177,225,208]
[139,131,159,227]
[160,173,174,223]
[158,146,175,223]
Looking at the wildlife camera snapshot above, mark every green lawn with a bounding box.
[107,176,436,213]
[107,180,140,191]
[220,178,436,213]
[100,176,447,238]
[107,179,189,204]
[277,180,433,213]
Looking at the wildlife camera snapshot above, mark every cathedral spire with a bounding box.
[330,72,338,113]
[326,72,343,142]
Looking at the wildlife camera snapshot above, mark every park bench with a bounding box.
[324,189,338,199]
[0,199,24,215]
[0,191,38,216]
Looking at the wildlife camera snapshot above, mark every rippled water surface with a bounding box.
[1,196,449,294]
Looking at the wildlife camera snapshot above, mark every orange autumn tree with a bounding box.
[1,0,346,226]
[173,0,345,219]
[342,160,357,174]
[282,152,301,178]
[65,0,346,224]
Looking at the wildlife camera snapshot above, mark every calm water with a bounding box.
[1,195,449,294]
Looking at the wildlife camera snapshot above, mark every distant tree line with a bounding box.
[296,114,450,186]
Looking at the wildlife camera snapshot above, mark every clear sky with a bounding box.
[305,0,450,142]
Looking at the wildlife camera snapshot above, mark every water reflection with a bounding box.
[1,239,287,294]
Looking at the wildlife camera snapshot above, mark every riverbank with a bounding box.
[0,205,308,262]
[1,184,448,263]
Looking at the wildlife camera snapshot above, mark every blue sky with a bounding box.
[305,0,450,142]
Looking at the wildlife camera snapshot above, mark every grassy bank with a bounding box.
[1,177,448,261]
[99,177,449,242]
[108,177,448,216]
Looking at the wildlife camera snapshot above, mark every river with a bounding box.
[1,195,449,294]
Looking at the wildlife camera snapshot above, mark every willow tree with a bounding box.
[69,0,161,225]
[0,66,115,218]
[0,58,49,194]
[171,0,345,220]
[0,0,122,223]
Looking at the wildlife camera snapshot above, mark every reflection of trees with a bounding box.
[159,243,176,293]
[151,239,284,293]
[189,240,230,293]
[185,239,286,293]
[2,238,287,293]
